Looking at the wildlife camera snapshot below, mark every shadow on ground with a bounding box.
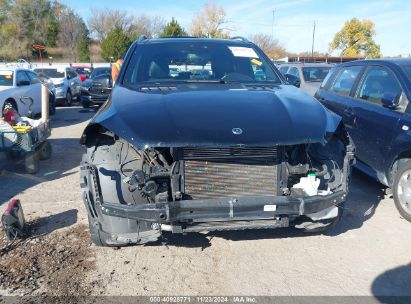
[51,105,97,128]
[372,262,411,302]
[28,209,78,236]
[160,169,385,248]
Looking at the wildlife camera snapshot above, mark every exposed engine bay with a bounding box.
[80,124,354,246]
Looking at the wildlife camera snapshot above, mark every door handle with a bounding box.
[344,108,354,116]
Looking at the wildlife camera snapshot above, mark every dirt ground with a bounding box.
[1,106,411,298]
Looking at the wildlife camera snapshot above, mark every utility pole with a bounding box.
[272,10,275,39]
[311,20,316,59]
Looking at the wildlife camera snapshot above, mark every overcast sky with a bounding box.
[64,0,411,57]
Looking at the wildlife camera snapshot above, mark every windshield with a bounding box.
[302,67,331,82]
[402,65,411,81]
[90,67,111,79]
[123,41,281,86]
[0,70,13,86]
[34,68,65,78]
[75,67,91,76]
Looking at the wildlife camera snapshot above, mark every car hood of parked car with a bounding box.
[84,83,341,148]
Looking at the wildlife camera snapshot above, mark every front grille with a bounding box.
[90,95,108,102]
[182,147,281,200]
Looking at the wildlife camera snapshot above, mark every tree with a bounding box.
[190,2,231,38]
[58,8,88,62]
[249,33,287,59]
[159,18,187,38]
[330,18,381,58]
[101,25,132,61]
[88,8,134,42]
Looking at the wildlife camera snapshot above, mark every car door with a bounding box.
[316,65,363,135]
[26,70,42,114]
[350,65,404,175]
[68,69,81,96]
[14,70,32,115]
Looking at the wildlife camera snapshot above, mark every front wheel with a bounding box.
[64,90,72,107]
[393,160,411,222]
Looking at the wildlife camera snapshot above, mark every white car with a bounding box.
[34,67,81,106]
[0,67,43,117]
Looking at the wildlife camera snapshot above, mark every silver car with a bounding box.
[279,63,332,96]
[34,67,81,106]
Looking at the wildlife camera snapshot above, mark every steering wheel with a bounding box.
[221,73,254,82]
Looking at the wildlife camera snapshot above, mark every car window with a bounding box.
[0,70,13,86]
[26,71,40,84]
[33,68,65,78]
[288,67,299,78]
[330,66,362,96]
[302,67,331,82]
[90,68,111,78]
[402,65,411,81]
[16,71,30,85]
[123,42,281,85]
[279,66,289,75]
[320,67,337,89]
[356,66,402,105]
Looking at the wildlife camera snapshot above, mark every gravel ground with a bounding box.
[0,106,411,297]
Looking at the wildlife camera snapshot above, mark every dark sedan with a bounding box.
[80,66,111,108]
[315,58,411,221]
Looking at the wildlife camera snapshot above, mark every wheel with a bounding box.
[38,141,52,160]
[64,90,72,107]
[393,160,411,222]
[2,100,18,114]
[49,93,56,115]
[82,99,91,108]
[25,151,39,174]
[294,203,344,233]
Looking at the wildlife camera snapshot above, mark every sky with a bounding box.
[63,0,411,57]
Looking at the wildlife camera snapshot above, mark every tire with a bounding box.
[64,90,72,107]
[295,203,344,233]
[38,140,52,160]
[49,93,56,116]
[3,100,18,113]
[25,151,39,174]
[87,215,107,246]
[393,160,411,222]
[82,100,91,108]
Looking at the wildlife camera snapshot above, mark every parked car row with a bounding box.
[1,64,112,119]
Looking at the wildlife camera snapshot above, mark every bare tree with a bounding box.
[88,8,134,42]
[190,2,231,38]
[129,14,165,38]
[58,8,85,62]
[249,33,287,59]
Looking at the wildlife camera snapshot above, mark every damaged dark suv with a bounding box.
[80,37,354,246]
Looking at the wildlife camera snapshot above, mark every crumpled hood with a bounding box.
[87,84,341,148]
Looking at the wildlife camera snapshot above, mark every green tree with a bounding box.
[159,17,187,37]
[101,25,132,61]
[78,37,90,62]
[330,18,381,58]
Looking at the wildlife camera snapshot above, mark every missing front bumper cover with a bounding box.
[99,191,346,224]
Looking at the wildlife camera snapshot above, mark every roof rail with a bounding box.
[138,35,148,42]
[230,36,249,43]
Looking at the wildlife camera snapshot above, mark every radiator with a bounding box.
[183,147,281,200]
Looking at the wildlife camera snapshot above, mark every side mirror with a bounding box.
[17,80,30,86]
[382,93,400,109]
[285,74,300,88]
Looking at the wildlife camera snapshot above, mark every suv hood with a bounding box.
[85,84,341,148]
